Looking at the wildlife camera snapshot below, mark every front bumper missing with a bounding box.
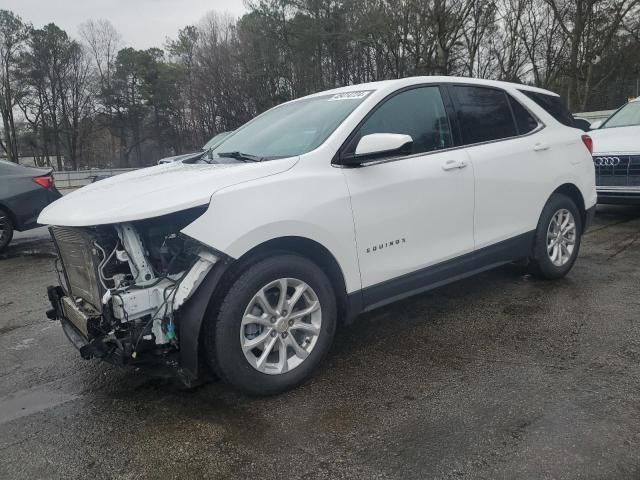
[46,285,199,386]
[48,285,126,362]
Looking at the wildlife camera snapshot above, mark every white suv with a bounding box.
[41,77,596,395]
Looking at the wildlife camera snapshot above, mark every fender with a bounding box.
[176,257,232,382]
[181,159,363,294]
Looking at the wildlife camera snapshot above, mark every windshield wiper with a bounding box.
[216,151,263,162]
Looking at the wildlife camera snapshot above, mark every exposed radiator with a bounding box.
[50,226,116,311]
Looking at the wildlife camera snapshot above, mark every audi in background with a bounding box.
[588,97,640,204]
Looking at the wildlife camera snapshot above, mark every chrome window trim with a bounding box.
[337,122,545,169]
[334,81,546,169]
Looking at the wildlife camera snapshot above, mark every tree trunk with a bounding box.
[567,4,583,111]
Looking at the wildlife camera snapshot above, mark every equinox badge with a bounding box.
[366,238,406,253]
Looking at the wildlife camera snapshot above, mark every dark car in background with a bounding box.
[0,160,61,251]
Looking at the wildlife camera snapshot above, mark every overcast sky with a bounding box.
[4,0,248,49]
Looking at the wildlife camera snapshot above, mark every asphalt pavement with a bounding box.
[1,205,640,479]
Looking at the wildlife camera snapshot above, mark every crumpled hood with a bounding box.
[589,126,640,154]
[39,158,298,226]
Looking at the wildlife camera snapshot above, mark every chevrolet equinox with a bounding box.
[41,77,597,395]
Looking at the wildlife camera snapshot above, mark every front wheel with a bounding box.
[529,193,582,280]
[206,254,337,395]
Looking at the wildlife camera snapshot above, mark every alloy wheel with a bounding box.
[546,208,576,267]
[240,277,322,375]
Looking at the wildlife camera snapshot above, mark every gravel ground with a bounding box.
[1,205,640,480]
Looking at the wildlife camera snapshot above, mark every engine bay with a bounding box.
[50,207,217,362]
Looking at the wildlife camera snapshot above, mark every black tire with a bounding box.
[205,254,337,395]
[0,208,14,252]
[529,193,582,280]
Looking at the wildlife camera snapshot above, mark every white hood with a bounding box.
[589,126,640,154]
[39,158,298,226]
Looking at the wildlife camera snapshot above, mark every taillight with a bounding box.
[581,134,593,154]
[33,175,54,189]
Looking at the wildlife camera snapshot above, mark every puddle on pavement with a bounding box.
[0,385,78,425]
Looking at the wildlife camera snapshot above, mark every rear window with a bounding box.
[520,90,574,127]
[450,85,518,145]
[508,96,539,134]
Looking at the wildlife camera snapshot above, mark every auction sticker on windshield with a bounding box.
[329,91,371,101]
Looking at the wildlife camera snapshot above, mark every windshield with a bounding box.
[211,91,371,160]
[603,101,640,128]
[203,131,231,150]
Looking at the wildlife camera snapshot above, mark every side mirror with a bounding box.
[342,133,413,165]
[590,120,603,130]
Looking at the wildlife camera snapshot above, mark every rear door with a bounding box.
[447,85,551,251]
[339,85,475,300]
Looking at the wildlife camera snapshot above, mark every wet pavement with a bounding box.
[1,206,640,479]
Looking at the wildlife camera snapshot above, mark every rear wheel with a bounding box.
[0,208,14,252]
[529,193,582,279]
[205,254,337,395]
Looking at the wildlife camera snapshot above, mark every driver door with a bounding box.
[339,86,475,306]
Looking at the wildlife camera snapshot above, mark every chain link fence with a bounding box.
[53,168,137,190]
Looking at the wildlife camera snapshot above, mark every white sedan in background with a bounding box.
[589,97,640,204]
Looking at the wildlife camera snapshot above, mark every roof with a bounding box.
[304,76,560,99]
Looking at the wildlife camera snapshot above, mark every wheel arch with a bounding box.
[178,235,355,383]
[0,202,17,230]
[220,236,351,324]
[551,183,587,227]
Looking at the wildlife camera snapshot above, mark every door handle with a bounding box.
[442,159,468,171]
[533,143,550,152]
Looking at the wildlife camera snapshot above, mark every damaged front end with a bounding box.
[46,207,227,386]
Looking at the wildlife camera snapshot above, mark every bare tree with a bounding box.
[79,19,122,162]
[79,20,121,96]
[0,10,29,162]
[462,0,497,77]
[59,41,93,169]
[425,0,476,75]
[545,0,640,108]
[488,0,530,81]
[4,1,640,167]
[520,0,569,88]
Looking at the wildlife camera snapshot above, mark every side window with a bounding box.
[345,86,453,156]
[451,86,517,145]
[520,90,574,127]
[508,95,539,134]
